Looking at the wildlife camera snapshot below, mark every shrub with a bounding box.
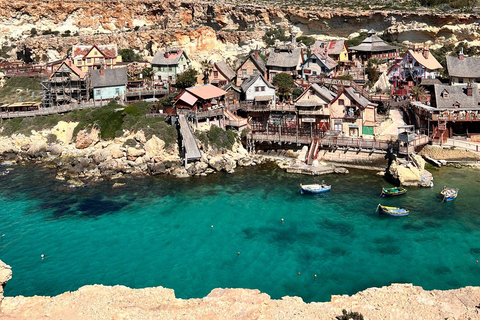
[263,27,289,46]
[292,87,304,100]
[46,133,57,144]
[337,309,364,320]
[197,125,237,151]
[296,35,316,47]
[30,28,38,36]
[119,48,143,62]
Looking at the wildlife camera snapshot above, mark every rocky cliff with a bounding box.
[0,260,479,319]
[1,0,480,63]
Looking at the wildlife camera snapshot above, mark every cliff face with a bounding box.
[1,0,480,63]
[0,259,479,320]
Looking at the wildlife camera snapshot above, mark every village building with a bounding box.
[266,47,303,80]
[240,73,276,107]
[222,82,241,105]
[410,83,480,142]
[312,40,349,62]
[174,84,227,112]
[91,68,128,101]
[349,30,399,62]
[329,87,377,137]
[42,59,89,107]
[446,50,480,85]
[388,45,442,88]
[300,53,337,80]
[294,84,336,136]
[151,48,191,83]
[210,61,236,87]
[71,44,122,73]
[236,51,267,86]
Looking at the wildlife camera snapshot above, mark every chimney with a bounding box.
[459,47,464,60]
[100,69,104,76]
[254,47,259,60]
[466,82,472,96]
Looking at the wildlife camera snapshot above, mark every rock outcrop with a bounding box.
[388,154,434,187]
[0,259,479,320]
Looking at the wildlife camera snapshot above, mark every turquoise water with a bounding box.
[0,163,480,302]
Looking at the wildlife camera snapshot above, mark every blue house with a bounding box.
[91,68,127,101]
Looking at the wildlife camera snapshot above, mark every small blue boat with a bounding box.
[441,187,458,202]
[376,204,409,217]
[300,183,331,194]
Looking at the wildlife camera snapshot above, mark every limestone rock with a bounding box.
[144,135,165,158]
[27,139,47,158]
[49,144,63,156]
[51,121,79,144]
[75,127,100,149]
[208,156,225,172]
[0,260,12,304]
[134,131,147,144]
[126,147,146,160]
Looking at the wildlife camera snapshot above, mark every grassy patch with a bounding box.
[0,76,44,104]
[0,100,178,146]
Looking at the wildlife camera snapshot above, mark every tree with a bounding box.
[292,87,304,100]
[410,86,426,101]
[141,67,153,80]
[272,73,295,95]
[262,27,289,46]
[296,35,315,47]
[201,59,213,84]
[30,28,38,37]
[175,68,199,88]
[365,59,379,86]
[119,48,142,62]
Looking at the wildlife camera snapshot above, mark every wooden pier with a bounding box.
[178,114,201,164]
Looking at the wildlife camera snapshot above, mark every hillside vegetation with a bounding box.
[0,77,43,104]
[0,101,178,146]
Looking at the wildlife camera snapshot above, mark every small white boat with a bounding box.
[300,183,331,194]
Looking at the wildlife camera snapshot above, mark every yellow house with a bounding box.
[329,87,377,137]
[312,40,349,63]
[72,44,123,73]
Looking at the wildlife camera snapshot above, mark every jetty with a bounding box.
[178,114,201,165]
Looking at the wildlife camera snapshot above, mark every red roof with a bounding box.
[72,44,117,60]
[186,84,226,100]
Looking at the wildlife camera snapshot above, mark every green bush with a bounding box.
[119,48,143,62]
[197,125,237,150]
[346,32,368,47]
[296,35,316,47]
[337,309,364,320]
[263,27,289,46]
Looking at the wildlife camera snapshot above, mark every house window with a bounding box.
[76,60,82,65]
[312,71,317,76]
[255,87,260,92]
[213,71,218,78]
[261,86,265,92]
[106,59,111,64]
[339,99,344,106]
[459,78,463,83]
[334,120,342,132]
[87,58,91,64]
[442,91,449,99]
[312,59,316,64]
[95,89,101,96]
[168,76,172,81]
[242,69,247,75]
[168,66,173,72]
[253,69,258,74]
[115,88,120,95]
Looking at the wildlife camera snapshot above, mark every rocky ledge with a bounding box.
[0,121,292,184]
[0,261,479,319]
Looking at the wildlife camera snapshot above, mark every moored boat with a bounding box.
[300,183,331,194]
[381,186,407,197]
[376,204,409,217]
[441,187,458,202]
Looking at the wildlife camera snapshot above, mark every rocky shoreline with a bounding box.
[0,260,479,320]
[0,121,301,185]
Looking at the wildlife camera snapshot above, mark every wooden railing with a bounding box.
[126,89,169,97]
[432,112,480,121]
[0,102,98,119]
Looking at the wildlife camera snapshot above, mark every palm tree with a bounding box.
[201,59,213,85]
[410,86,426,102]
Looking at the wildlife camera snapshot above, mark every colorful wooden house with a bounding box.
[71,44,122,73]
[349,30,399,62]
[210,61,236,86]
[294,84,336,134]
[91,68,127,101]
[446,50,480,86]
[240,73,276,107]
[174,84,227,112]
[151,48,191,83]
[266,47,304,80]
[329,87,377,137]
[300,53,337,80]
[236,51,267,86]
[312,40,349,62]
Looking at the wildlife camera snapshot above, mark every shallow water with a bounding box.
[0,163,479,302]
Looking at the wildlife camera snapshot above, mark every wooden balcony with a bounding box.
[431,112,480,122]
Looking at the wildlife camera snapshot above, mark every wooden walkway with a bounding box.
[0,102,98,119]
[250,132,430,154]
[178,114,201,163]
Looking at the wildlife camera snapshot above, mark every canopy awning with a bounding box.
[254,95,273,102]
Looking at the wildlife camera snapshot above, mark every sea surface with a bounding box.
[0,163,479,302]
